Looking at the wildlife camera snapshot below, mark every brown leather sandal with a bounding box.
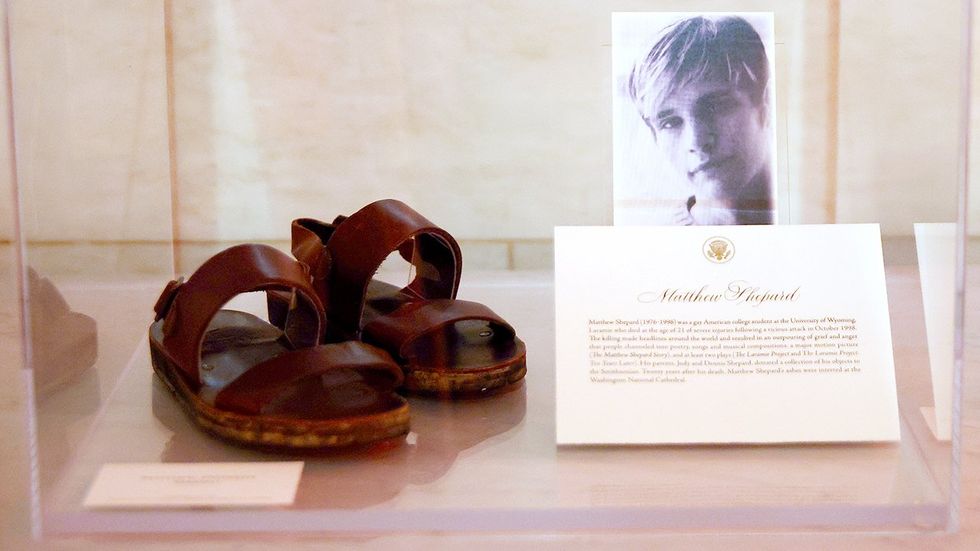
[149,244,409,449]
[274,199,527,396]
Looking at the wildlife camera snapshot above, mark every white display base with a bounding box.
[33,271,952,534]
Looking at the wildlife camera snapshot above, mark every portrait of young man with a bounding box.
[613,13,777,226]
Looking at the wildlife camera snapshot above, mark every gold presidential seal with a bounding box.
[703,236,734,263]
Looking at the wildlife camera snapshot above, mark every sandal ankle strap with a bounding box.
[155,244,326,385]
[292,199,462,338]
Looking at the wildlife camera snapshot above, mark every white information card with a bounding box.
[555,224,900,445]
[83,462,304,508]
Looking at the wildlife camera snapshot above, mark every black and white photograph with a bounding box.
[613,12,777,226]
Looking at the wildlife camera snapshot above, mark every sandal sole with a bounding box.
[403,352,527,396]
[150,337,410,449]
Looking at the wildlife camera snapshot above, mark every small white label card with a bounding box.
[555,224,900,445]
[83,462,304,508]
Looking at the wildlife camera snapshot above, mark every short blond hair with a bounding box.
[628,16,769,133]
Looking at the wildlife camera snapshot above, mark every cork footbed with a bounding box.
[149,310,409,449]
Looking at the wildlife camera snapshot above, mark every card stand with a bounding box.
[6,0,964,537]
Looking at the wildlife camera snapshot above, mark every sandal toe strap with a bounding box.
[214,342,402,415]
[362,300,516,362]
[155,244,325,386]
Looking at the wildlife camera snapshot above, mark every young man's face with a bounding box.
[651,79,769,197]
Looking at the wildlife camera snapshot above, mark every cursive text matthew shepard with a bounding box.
[637,280,801,306]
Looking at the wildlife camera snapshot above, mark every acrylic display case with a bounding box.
[4,0,971,537]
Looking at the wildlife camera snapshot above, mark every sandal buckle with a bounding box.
[153,277,184,321]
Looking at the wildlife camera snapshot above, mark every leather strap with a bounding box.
[291,199,462,337]
[361,299,515,362]
[153,244,325,385]
[213,342,402,414]
[291,218,335,306]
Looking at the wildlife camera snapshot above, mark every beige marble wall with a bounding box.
[2,0,173,281]
[168,0,616,270]
[972,0,980,224]
[0,2,12,241]
[9,1,171,241]
[0,0,975,273]
[836,1,961,231]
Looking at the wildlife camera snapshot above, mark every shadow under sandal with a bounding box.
[149,243,409,449]
[285,199,527,396]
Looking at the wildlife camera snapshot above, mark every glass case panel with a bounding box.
[5,0,967,536]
